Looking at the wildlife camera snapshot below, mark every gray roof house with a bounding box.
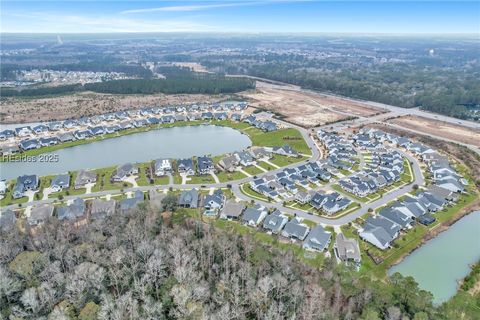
[378,208,414,229]
[50,174,70,192]
[75,170,97,189]
[178,189,199,208]
[28,204,54,226]
[282,217,310,241]
[335,233,361,264]
[197,156,215,175]
[218,154,239,172]
[242,205,268,227]
[365,216,401,239]
[91,198,117,220]
[13,175,39,199]
[359,224,393,250]
[120,191,144,214]
[57,198,86,221]
[303,225,332,252]
[177,158,195,176]
[262,210,289,234]
[204,189,225,216]
[272,145,299,157]
[112,163,139,182]
[220,200,245,220]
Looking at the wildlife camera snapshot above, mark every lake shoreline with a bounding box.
[389,199,480,271]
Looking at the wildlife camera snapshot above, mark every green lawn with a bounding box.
[243,165,264,176]
[269,155,308,167]
[216,170,247,183]
[247,128,312,155]
[239,184,270,202]
[92,166,133,192]
[187,175,216,185]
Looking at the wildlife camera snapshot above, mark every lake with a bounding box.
[389,211,480,304]
[0,125,251,180]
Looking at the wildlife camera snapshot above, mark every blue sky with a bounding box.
[1,1,479,34]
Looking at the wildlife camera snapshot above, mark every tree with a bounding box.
[161,194,178,212]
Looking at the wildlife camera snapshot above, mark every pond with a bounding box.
[389,211,480,304]
[0,125,252,180]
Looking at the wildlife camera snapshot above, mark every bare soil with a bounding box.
[241,81,383,128]
[0,91,233,124]
[388,115,480,147]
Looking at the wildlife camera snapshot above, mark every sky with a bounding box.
[1,1,479,34]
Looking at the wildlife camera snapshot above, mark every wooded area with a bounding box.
[1,202,478,319]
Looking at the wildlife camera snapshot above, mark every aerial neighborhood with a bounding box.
[0,99,475,283]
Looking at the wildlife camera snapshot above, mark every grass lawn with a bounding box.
[269,155,307,167]
[216,170,247,183]
[240,184,270,202]
[173,174,183,184]
[92,166,133,192]
[187,175,216,185]
[136,162,153,186]
[243,165,264,176]
[247,128,312,155]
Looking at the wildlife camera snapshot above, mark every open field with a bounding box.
[388,115,480,147]
[241,81,383,127]
[0,91,233,124]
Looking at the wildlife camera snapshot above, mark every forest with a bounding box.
[0,74,255,97]
[1,201,479,320]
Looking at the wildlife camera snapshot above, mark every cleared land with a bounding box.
[241,81,383,127]
[0,91,233,124]
[388,115,480,147]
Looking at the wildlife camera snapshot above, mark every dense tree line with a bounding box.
[0,84,82,98]
[83,76,255,95]
[0,75,254,97]
[1,202,478,319]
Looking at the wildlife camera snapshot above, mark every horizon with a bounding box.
[2,1,479,34]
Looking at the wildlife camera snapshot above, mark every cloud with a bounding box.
[1,11,213,33]
[120,0,305,15]
[121,3,245,14]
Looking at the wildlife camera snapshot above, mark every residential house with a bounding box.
[303,225,332,252]
[119,191,144,214]
[74,170,97,189]
[204,189,225,216]
[218,154,239,172]
[359,224,393,250]
[334,233,361,265]
[154,159,173,176]
[57,198,86,221]
[50,173,70,192]
[282,217,310,241]
[177,158,195,176]
[197,156,215,175]
[235,151,255,166]
[13,175,39,199]
[15,126,33,137]
[272,145,299,157]
[220,200,245,220]
[242,205,268,227]
[178,189,199,208]
[263,209,289,234]
[112,163,138,182]
[20,139,40,150]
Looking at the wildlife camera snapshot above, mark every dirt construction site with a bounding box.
[388,115,480,148]
[0,92,233,124]
[241,81,384,127]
